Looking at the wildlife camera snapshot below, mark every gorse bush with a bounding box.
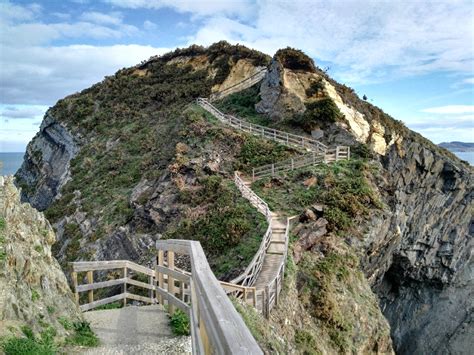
[275,47,316,72]
[297,98,343,132]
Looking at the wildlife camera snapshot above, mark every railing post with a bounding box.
[312,151,316,165]
[271,164,275,176]
[168,251,175,315]
[275,277,279,305]
[264,285,270,319]
[261,127,264,137]
[71,271,79,304]
[123,266,127,307]
[347,146,351,160]
[149,274,153,301]
[87,271,94,304]
[301,136,304,148]
[336,146,340,161]
[286,133,289,145]
[252,168,255,181]
[291,158,294,170]
[253,288,257,308]
[158,249,164,305]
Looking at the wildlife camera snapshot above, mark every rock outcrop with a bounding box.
[0,176,82,338]
[15,114,79,211]
[13,43,473,353]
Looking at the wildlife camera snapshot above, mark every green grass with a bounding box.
[66,321,99,347]
[213,84,270,126]
[251,159,382,232]
[31,289,40,302]
[169,310,190,336]
[0,217,5,261]
[166,176,267,279]
[1,326,57,355]
[92,302,123,311]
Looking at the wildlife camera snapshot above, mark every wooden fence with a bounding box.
[71,241,263,355]
[251,145,350,180]
[197,98,328,153]
[230,172,273,287]
[209,68,267,102]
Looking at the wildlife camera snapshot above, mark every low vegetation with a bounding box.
[252,159,382,232]
[275,47,316,72]
[169,310,190,336]
[296,98,343,132]
[0,217,5,261]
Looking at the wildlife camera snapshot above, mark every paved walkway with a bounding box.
[79,305,191,354]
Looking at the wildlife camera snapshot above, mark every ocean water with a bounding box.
[453,151,474,165]
[0,152,25,176]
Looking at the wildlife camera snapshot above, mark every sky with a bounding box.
[0,0,473,152]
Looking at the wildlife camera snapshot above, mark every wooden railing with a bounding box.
[209,67,267,102]
[260,217,297,318]
[71,242,263,355]
[156,240,263,354]
[197,98,328,153]
[230,172,273,287]
[71,260,159,312]
[250,146,350,180]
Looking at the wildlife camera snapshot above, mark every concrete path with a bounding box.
[79,305,191,354]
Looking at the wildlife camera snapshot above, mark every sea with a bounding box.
[0,152,25,176]
[0,150,472,177]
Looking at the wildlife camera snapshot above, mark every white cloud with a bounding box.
[421,105,474,114]
[463,77,474,85]
[0,105,49,120]
[183,0,474,84]
[80,11,123,26]
[143,20,157,31]
[103,0,255,19]
[0,44,169,105]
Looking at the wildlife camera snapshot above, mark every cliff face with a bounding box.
[254,48,472,354]
[14,43,472,353]
[0,176,82,338]
[16,114,79,211]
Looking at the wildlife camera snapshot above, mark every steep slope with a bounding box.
[240,48,473,354]
[15,42,275,280]
[14,43,472,353]
[0,176,91,352]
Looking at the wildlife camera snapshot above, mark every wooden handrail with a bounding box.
[196,98,328,153]
[209,67,267,102]
[156,240,263,354]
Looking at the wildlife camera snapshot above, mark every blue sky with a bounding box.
[1,0,473,152]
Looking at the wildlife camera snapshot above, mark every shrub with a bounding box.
[275,47,316,72]
[298,98,343,131]
[169,310,190,336]
[66,321,99,347]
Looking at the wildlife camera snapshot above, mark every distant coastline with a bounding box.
[438,141,474,152]
[0,152,24,176]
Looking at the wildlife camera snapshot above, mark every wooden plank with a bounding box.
[71,260,127,272]
[71,271,79,304]
[123,267,127,307]
[157,250,164,305]
[87,271,94,304]
[76,278,126,292]
[155,265,191,283]
[155,286,190,315]
[125,277,156,290]
[80,293,126,312]
[125,292,154,304]
[168,250,175,315]
[125,261,155,277]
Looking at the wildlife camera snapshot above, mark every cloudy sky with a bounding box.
[1,0,473,152]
